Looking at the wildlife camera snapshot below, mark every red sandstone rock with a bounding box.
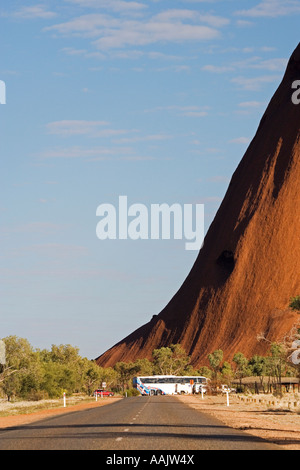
[96,43,300,368]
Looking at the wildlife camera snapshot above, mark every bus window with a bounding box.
[142,378,153,384]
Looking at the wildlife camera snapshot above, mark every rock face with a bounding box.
[96,43,300,368]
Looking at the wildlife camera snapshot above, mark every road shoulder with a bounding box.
[0,397,123,430]
[176,394,300,450]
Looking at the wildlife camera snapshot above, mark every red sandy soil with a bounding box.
[177,394,300,451]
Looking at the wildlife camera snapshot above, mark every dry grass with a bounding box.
[0,395,100,417]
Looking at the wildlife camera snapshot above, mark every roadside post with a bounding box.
[226,391,229,407]
[63,392,66,408]
[201,387,204,399]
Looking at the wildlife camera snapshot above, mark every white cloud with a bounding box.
[238,101,266,108]
[236,0,300,18]
[45,9,227,50]
[148,51,183,61]
[253,58,288,71]
[14,4,57,19]
[207,175,230,183]
[155,64,191,73]
[236,19,254,27]
[39,146,132,159]
[202,56,287,75]
[47,120,108,135]
[64,0,147,13]
[202,64,234,73]
[233,56,288,72]
[236,101,267,115]
[93,22,219,50]
[61,47,88,56]
[45,14,117,37]
[46,120,137,138]
[229,137,251,144]
[113,134,172,143]
[6,243,89,262]
[119,155,155,161]
[153,9,229,28]
[198,196,222,204]
[231,74,281,91]
[181,111,208,117]
[144,105,209,117]
[261,46,276,52]
[38,145,155,161]
[0,222,63,236]
[111,50,144,59]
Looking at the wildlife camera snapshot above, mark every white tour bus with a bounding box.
[133,375,208,396]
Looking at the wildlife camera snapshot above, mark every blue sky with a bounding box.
[0,0,299,359]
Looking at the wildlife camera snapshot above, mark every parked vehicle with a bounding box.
[132,375,208,396]
[94,389,114,397]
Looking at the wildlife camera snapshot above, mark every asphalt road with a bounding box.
[0,396,280,451]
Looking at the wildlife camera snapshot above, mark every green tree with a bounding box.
[134,358,154,376]
[289,296,300,312]
[196,366,213,380]
[48,344,81,364]
[80,359,102,396]
[48,344,85,393]
[85,363,118,394]
[268,342,288,397]
[114,362,140,392]
[3,336,34,370]
[19,358,44,399]
[41,361,65,398]
[152,344,191,375]
[232,352,250,391]
[208,350,223,381]
[99,366,118,391]
[221,361,234,384]
[248,355,269,393]
[1,336,39,401]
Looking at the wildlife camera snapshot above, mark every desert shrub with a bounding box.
[122,388,140,397]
